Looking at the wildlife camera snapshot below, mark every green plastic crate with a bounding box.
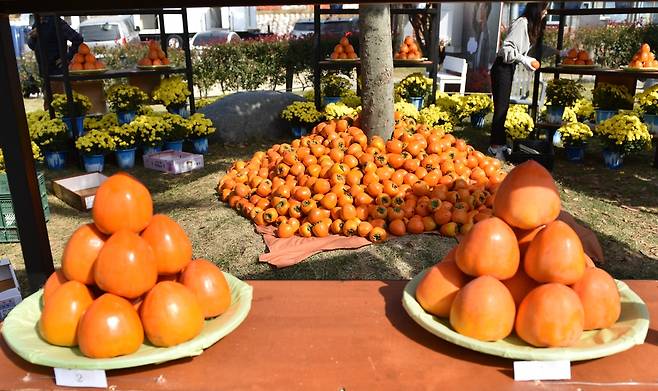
[0,172,46,197]
[0,172,50,243]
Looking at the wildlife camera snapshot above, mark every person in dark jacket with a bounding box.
[27,16,83,75]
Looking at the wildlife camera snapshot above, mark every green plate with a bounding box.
[1,272,252,370]
[137,64,173,70]
[69,68,108,74]
[621,66,658,72]
[402,269,649,361]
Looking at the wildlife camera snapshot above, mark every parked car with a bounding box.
[191,29,241,49]
[78,16,141,48]
[291,18,359,40]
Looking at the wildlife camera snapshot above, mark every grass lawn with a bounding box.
[3,111,657,295]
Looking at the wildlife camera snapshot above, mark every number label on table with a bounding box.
[54,368,108,388]
[513,360,571,381]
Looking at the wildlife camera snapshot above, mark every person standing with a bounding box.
[27,15,83,75]
[488,3,549,160]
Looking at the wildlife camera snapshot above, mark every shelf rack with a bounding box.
[532,1,658,167]
[312,4,441,109]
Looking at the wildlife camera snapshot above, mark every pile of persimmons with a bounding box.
[218,115,506,242]
[39,173,231,358]
[416,161,621,347]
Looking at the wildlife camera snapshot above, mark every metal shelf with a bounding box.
[319,60,433,70]
[48,8,186,16]
[539,66,658,78]
[49,67,187,82]
[318,7,437,15]
[547,7,658,16]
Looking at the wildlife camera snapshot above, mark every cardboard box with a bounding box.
[143,150,204,174]
[0,259,22,321]
[52,173,108,211]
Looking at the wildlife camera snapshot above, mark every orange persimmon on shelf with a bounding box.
[415,160,622,347]
[330,33,358,60]
[628,43,658,69]
[69,43,106,71]
[39,173,232,359]
[561,48,594,66]
[137,40,171,66]
[394,36,423,60]
[217,116,507,242]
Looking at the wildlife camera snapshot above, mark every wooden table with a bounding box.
[1,280,656,390]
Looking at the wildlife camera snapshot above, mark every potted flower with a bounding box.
[133,114,169,155]
[323,102,357,121]
[74,129,116,172]
[0,142,42,177]
[505,105,535,140]
[108,124,139,169]
[281,101,324,137]
[397,73,432,110]
[545,79,583,124]
[31,118,69,170]
[557,121,593,162]
[571,98,595,123]
[321,74,351,106]
[51,92,92,137]
[459,93,493,128]
[419,105,455,133]
[394,101,420,123]
[187,113,216,154]
[592,83,634,124]
[596,113,652,169]
[636,84,658,134]
[153,76,191,117]
[160,113,190,151]
[107,84,149,125]
[84,113,118,132]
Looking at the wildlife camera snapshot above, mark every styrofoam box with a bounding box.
[0,259,22,321]
[143,150,204,174]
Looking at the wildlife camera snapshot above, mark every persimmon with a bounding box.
[180,259,232,318]
[513,225,544,257]
[407,216,425,234]
[343,218,360,236]
[571,267,620,330]
[92,173,153,234]
[357,221,373,237]
[141,214,192,275]
[515,284,584,347]
[77,293,143,358]
[501,268,539,306]
[43,269,68,305]
[450,276,516,341]
[140,281,204,347]
[38,281,94,347]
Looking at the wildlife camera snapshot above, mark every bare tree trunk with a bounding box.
[359,4,394,139]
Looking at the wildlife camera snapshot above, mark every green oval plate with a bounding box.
[1,272,252,370]
[402,269,649,361]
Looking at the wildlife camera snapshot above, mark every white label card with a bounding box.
[84,195,95,209]
[54,368,108,388]
[513,360,571,381]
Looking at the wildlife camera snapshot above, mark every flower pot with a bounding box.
[644,114,658,135]
[323,96,341,106]
[115,148,137,169]
[143,145,162,156]
[291,125,308,138]
[564,144,586,163]
[167,106,189,118]
[82,154,104,173]
[62,116,85,138]
[117,111,137,125]
[603,148,623,169]
[409,96,424,111]
[470,111,486,128]
[595,109,617,124]
[546,106,564,124]
[164,140,184,152]
[44,150,67,170]
[190,137,209,154]
[552,130,563,147]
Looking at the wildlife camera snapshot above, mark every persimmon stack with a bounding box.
[629,43,658,69]
[416,160,621,347]
[39,173,232,358]
[394,36,423,60]
[562,48,594,66]
[69,43,106,71]
[218,116,507,242]
[330,33,358,60]
[137,40,171,67]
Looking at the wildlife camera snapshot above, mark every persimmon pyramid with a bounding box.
[69,43,106,71]
[138,40,171,66]
[394,36,422,60]
[629,43,658,69]
[562,48,593,66]
[330,33,357,60]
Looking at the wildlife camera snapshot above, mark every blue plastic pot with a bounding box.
[470,111,486,128]
[143,145,163,156]
[164,140,184,152]
[644,114,658,135]
[115,148,136,169]
[595,109,617,124]
[291,125,308,138]
[62,116,85,138]
[190,137,209,154]
[323,96,341,106]
[546,106,565,124]
[564,144,585,163]
[603,148,623,169]
[82,154,104,173]
[117,111,137,125]
[167,106,189,118]
[409,96,424,111]
[44,150,67,170]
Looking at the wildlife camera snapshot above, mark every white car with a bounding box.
[191,29,241,49]
[78,16,141,48]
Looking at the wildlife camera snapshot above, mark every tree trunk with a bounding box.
[359,4,394,139]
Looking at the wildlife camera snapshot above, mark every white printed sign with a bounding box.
[54,368,108,388]
[514,360,571,381]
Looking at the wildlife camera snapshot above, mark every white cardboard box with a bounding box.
[52,173,108,211]
[0,259,22,321]
[143,150,204,174]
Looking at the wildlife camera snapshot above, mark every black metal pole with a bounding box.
[181,8,195,114]
[0,14,54,291]
[313,4,322,110]
[554,2,566,73]
[158,12,167,56]
[53,14,77,137]
[33,14,55,118]
[429,3,440,104]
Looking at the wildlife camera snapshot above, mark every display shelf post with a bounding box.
[313,4,322,110]
[53,13,79,138]
[158,12,167,56]
[429,3,440,105]
[181,7,195,114]
[0,14,54,291]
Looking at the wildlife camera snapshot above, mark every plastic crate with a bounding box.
[0,172,47,197]
[0,172,50,243]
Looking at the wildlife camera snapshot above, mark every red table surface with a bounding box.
[0,280,656,391]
